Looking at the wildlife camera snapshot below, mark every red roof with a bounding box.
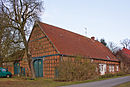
[122,48,130,55]
[38,22,118,61]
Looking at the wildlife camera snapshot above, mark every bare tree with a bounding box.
[0,0,44,78]
[108,42,120,53]
[0,14,23,67]
[0,12,11,65]
[120,38,130,49]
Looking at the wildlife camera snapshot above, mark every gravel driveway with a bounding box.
[60,76,130,87]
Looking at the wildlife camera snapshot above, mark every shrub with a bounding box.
[99,71,126,79]
[115,71,126,76]
[55,56,98,81]
[99,73,115,79]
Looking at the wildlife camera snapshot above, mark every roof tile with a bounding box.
[39,22,118,61]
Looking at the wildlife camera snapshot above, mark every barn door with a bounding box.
[14,62,20,75]
[33,59,43,77]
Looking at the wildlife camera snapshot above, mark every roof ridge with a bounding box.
[38,21,92,40]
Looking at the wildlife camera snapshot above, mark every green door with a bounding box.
[14,62,20,75]
[20,67,25,76]
[54,67,59,78]
[33,59,43,77]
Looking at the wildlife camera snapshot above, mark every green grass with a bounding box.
[0,77,112,87]
[0,74,130,87]
[113,82,130,87]
[0,77,99,87]
[0,78,79,87]
[98,74,130,80]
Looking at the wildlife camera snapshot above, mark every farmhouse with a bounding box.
[122,48,130,56]
[20,21,120,78]
[116,48,130,73]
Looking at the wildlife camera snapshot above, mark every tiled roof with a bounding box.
[122,48,130,59]
[38,22,118,61]
[122,48,130,55]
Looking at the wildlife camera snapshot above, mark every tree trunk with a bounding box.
[0,33,3,67]
[25,42,36,79]
[21,28,36,79]
[31,59,35,79]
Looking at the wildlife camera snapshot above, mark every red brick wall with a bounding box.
[20,25,60,78]
[93,59,120,74]
[61,56,120,75]
[20,25,120,78]
[43,55,60,78]
[2,62,14,74]
[20,55,31,77]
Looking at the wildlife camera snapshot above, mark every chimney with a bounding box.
[91,36,95,40]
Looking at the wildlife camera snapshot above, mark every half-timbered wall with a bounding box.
[92,59,120,74]
[20,53,31,77]
[61,56,120,75]
[28,25,60,78]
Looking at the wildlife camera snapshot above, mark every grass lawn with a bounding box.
[0,78,82,87]
[114,82,130,87]
[0,74,130,87]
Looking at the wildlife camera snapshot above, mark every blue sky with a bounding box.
[40,0,130,47]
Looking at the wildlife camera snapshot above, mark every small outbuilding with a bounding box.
[0,50,25,76]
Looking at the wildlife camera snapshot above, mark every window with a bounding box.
[107,56,110,60]
[111,65,114,72]
[109,65,112,72]
[104,65,106,72]
[91,59,94,63]
[2,69,6,72]
[116,65,119,71]
[109,65,114,72]
[99,65,103,72]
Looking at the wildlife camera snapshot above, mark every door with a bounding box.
[99,64,106,75]
[33,59,43,77]
[14,62,20,75]
[20,67,25,76]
